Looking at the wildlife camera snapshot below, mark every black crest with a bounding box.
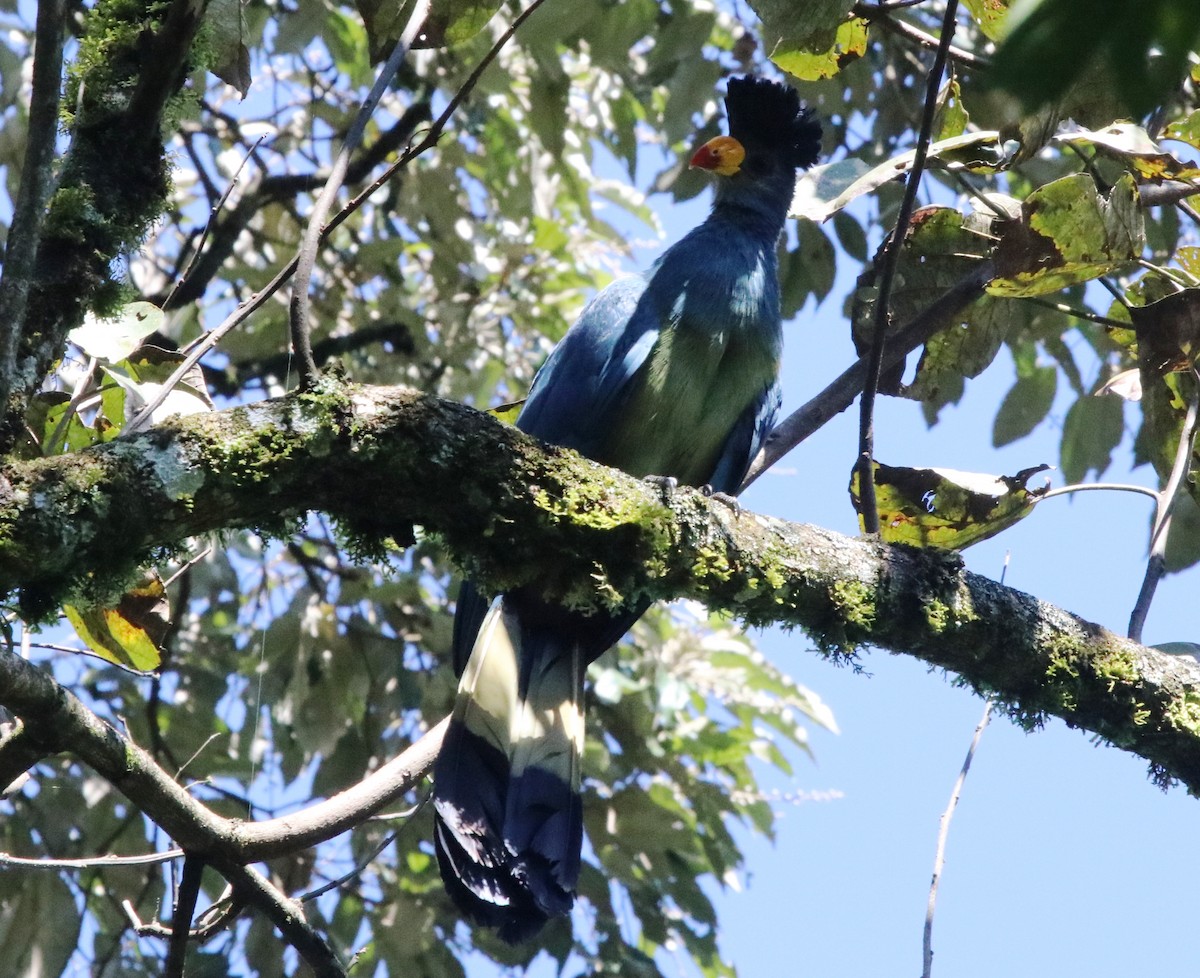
[725,75,822,169]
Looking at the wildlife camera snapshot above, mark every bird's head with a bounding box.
[689,76,821,195]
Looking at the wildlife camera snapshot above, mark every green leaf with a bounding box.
[993,364,1057,446]
[204,0,252,95]
[961,0,1012,39]
[851,206,1002,409]
[487,399,525,425]
[1130,289,1200,375]
[1052,123,1200,182]
[0,871,81,977]
[934,78,969,140]
[988,173,1145,298]
[1165,492,1200,574]
[832,210,868,262]
[990,0,1200,116]
[1059,391,1125,483]
[771,16,869,81]
[850,461,1052,550]
[1164,109,1200,152]
[780,220,836,314]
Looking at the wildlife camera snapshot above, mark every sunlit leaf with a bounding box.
[1052,123,1200,182]
[487,399,525,424]
[850,461,1051,549]
[1096,367,1142,401]
[68,301,164,362]
[771,16,869,81]
[961,0,1011,39]
[1165,109,1200,152]
[934,77,969,140]
[63,573,170,672]
[791,131,1004,222]
[101,346,214,427]
[988,173,1144,297]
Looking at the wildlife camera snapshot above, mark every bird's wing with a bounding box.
[705,379,782,495]
[515,275,658,453]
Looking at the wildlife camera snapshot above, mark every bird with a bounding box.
[432,75,821,942]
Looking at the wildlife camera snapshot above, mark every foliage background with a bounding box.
[0,0,1199,975]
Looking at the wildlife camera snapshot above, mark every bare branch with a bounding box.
[223,862,345,978]
[0,0,66,413]
[922,698,993,978]
[290,0,432,389]
[1129,371,1200,641]
[165,855,205,978]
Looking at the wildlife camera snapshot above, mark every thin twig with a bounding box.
[290,0,431,389]
[1021,297,1132,330]
[1128,370,1200,641]
[0,847,182,869]
[45,356,98,456]
[126,0,550,432]
[299,790,431,903]
[856,0,960,534]
[165,136,266,310]
[922,697,992,978]
[855,1,986,68]
[0,0,66,410]
[1039,482,1161,503]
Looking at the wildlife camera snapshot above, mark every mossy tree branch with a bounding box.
[8,0,206,438]
[2,381,1200,792]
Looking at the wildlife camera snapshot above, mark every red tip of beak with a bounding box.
[689,144,720,170]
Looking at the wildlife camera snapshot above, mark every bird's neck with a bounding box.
[708,176,794,241]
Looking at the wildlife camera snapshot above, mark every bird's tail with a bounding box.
[433,597,585,942]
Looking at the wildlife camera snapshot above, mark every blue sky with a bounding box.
[716,233,1200,976]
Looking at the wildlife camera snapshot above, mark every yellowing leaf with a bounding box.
[1053,124,1200,182]
[63,574,169,673]
[961,0,1011,39]
[850,462,1051,550]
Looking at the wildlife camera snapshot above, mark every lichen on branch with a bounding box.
[1,381,1199,793]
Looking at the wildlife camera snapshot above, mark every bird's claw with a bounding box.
[700,485,741,515]
[643,474,678,502]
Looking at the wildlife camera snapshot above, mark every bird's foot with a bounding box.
[700,485,741,515]
[643,474,678,503]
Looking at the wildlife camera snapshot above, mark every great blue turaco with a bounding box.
[432,75,822,942]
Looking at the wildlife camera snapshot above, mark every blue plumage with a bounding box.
[433,75,821,941]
